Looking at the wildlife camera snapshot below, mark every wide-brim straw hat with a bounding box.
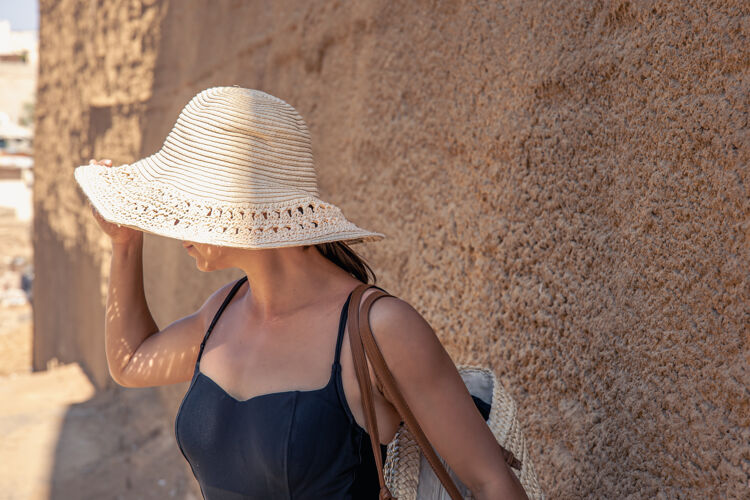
[73,86,385,249]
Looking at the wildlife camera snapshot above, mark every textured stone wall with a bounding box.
[34,0,748,497]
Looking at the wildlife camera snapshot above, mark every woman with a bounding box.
[77,87,526,499]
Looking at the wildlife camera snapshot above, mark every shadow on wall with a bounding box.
[39,2,239,498]
[32,214,108,387]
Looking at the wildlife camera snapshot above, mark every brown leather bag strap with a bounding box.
[348,284,464,500]
[347,284,395,500]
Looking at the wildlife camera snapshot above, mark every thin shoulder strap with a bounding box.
[196,276,248,365]
[333,290,353,366]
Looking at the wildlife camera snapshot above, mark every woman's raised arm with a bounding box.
[88,157,221,388]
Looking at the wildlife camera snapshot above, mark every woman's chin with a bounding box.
[195,260,211,272]
[194,260,226,272]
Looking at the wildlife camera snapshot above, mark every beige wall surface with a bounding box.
[33,0,748,497]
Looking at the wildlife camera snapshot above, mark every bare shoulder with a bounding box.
[364,289,433,343]
[116,276,247,388]
[362,289,448,381]
[197,277,247,330]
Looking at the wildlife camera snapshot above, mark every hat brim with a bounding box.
[74,159,385,249]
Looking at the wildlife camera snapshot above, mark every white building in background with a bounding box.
[0,110,33,221]
[0,20,37,64]
[0,111,32,152]
[0,131,33,221]
[0,20,36,222]
[0,19,37,126]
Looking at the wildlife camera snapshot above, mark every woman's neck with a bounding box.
[233,246,360,323]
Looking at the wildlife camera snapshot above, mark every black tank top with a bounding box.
[175,276,389,499]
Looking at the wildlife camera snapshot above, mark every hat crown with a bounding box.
[74,86,385,248]
[142,86,320,202]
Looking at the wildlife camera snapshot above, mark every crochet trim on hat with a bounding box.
[81,164,383,248]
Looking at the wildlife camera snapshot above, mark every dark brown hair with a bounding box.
[305,241,378,284]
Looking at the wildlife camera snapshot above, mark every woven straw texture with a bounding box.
[73,87,385,249]
[383,364,545,500]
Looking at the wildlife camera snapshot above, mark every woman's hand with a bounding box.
[87,158,142,246]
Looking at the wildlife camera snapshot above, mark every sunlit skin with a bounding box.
[88,158,528,500]
[182,241,240,274]
[179,239,365,320]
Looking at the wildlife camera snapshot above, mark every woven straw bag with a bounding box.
[382,365,545,499]
[348,284,545,499]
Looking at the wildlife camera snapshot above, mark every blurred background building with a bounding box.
[0,18,38,123]
[0,7,35,307]
[0,15,35,223]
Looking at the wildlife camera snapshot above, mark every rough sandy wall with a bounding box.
[33,0,169,390]
[34,0,748,497]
